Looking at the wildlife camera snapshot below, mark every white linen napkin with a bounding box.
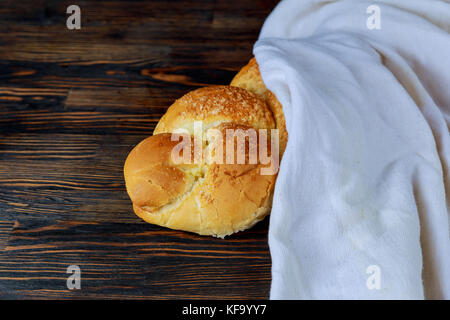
[254,0,450,299]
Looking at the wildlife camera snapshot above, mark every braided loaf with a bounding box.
[124,58,286,237]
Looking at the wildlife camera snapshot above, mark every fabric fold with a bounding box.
[255,0,450,299]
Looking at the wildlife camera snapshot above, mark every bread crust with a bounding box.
[231,58,288,156]
[154,85,275,135]
[124,85,278,237]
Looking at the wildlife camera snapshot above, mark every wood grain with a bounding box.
[0,219,270,299]
[0,0,279,299]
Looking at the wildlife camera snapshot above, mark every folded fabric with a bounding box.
[254,0,450,299]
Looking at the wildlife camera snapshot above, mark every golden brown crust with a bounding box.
[154,85,275,135]
[124,133,198,209]
[231,58,288,156]
[231,58,267,96]
[124,85,278,238]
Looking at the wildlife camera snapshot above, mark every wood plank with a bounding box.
[0,134,142,222]
[0,0,279,299]
[0,220,15,251]
[0,218,270,299]
[0,0,268,65]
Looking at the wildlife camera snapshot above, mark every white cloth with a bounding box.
[254,0,450,299]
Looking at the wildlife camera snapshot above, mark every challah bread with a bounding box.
[231,57,288,156]
[153,85,275,135]
[124,85,279,238]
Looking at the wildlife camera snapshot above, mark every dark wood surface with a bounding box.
[0,0,279,299]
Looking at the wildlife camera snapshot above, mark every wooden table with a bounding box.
[0,0,279,299]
